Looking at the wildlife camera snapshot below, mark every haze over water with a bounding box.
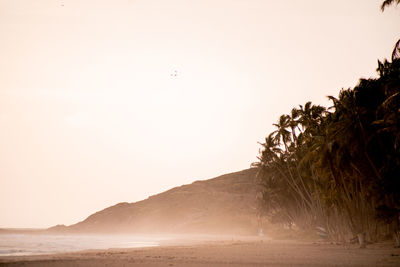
[0,234,159,256]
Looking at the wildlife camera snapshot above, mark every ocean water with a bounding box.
[0,234,159,256]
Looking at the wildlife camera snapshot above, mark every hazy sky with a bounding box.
[0,0,399,228]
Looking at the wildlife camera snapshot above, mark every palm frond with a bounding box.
[392,38,400,61]
[381,0,400,11]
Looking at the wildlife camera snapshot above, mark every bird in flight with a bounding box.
[170,70,178,77]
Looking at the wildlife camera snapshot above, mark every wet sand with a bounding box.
[1,238,399,266]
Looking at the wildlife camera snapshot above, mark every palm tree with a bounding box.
[256,58,400,244]
[272,114,292,150]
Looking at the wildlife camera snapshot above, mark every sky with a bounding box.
[0,0,399,228]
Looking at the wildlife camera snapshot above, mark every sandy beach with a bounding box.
[1,238,400,266]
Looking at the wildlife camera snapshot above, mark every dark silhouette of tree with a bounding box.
[254,0,400,247]
[255,58,400,246]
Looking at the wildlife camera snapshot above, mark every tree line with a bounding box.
[254,2,400,247]
[254,57,400,246]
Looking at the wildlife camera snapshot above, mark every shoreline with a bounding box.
[1,238,399,266]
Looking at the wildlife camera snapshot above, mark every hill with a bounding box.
[57,168,260,235]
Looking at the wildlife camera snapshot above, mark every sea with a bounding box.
[0,233,160,256]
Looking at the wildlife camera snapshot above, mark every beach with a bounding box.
[1,238,399,266]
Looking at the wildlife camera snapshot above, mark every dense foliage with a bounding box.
[254,58,400,244]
